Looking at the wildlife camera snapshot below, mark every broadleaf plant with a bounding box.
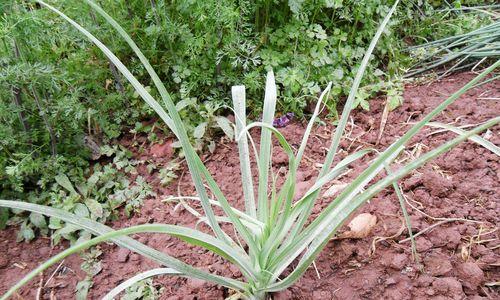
[1,1,499,299]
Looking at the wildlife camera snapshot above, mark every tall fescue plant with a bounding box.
[1,1,499,299]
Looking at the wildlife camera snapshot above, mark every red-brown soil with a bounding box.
[1,72,499,299]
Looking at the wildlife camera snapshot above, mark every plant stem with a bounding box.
[247,290,266,300]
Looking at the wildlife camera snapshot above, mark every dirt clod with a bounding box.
[432,277,464,299]
[428,227,461,249]
[422,170,454,197]
[186,278,206,290]
[312,290,332,299]
[272,289,292,300]
[424,253,453,276]
[456,262,484,292]
[416,237,433,252]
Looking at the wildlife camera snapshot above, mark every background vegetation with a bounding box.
[0,0,496,238]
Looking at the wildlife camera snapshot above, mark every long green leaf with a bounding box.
[102,268,181,300]
[260,148,372,267]
[291,0,401,240]
[257,71,277,222]
[0,201,246,293]
[425,121,500,155]
[232,86,257,218]
[0,222,256,300]
[81,0,261,251]
[37,0,237,247]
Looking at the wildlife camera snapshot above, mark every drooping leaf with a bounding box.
[215,116,235,140]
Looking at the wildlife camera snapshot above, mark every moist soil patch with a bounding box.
[1,72,499,299]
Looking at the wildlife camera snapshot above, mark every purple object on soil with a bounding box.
[273,112,294,128]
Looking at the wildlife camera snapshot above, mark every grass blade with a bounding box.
[1,221,257,300]
[386,166,418,261]
[257,71,277,222]
[0,200,247,293]
[102,268,181,300]
[232,86,257,218]
[291,0,401,243]
[38,0,263,249]
[425,121,500,155]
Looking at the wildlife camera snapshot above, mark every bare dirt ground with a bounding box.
[1,72,499,299]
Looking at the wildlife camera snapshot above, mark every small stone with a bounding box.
[272,149,289,165]
[136,217,148,224]
[138,236,149,244]
[422,170,454,197]
[339,213,377,239]
[116,248,130,263]
[228,264,241,277]
[403,173,423,190]
[428,227,461,249]
[130,253,141,262]
[294,180,313,201]
[456,262,484,291]
[425,288,435,296]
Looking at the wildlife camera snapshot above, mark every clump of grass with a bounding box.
[1,1,499,299]
[407,6,499,78]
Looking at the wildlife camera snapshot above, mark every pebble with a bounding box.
[38,246,51,257]
[385,277,397,286]
[416,274,434,287]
